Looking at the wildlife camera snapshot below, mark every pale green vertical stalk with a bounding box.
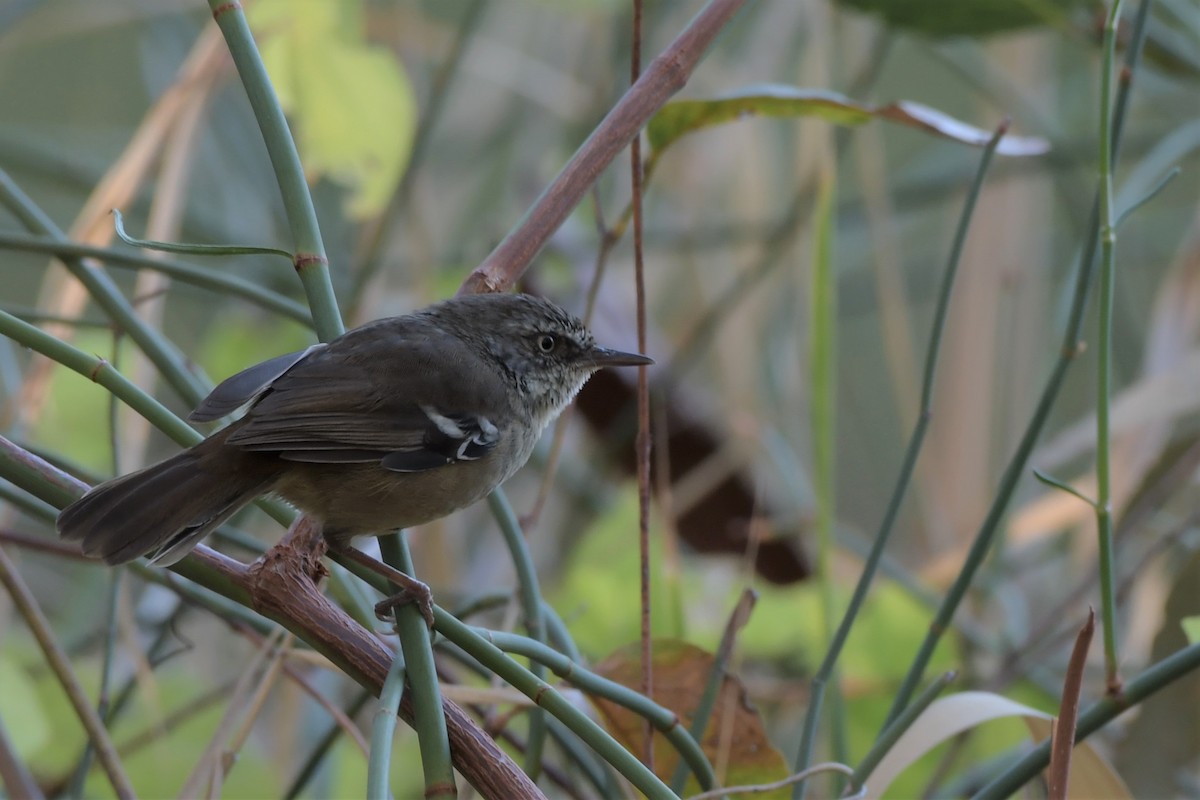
[377,534,455,799]
[206,0,342,341]
[485,489,548,780]
[795,168,839,800]
[880,0,1153,726]
[793,123,1006,787]
[1094,0,1124,692]
[367,647,407,800]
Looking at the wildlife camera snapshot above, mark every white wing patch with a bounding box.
[421,405,467,439]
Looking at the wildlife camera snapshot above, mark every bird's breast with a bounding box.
[273,423,536,540]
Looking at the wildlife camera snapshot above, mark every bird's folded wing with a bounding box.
[223,324,508,469]
[189,345,325,422]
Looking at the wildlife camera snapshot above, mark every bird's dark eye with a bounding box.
[537,334,557,353]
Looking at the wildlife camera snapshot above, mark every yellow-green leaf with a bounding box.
[250,0,417,218]
[835,0,1086,37]
[646,84,1048,160]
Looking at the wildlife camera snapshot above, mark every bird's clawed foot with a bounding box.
[326,540,436,629]
[373,579,435,629]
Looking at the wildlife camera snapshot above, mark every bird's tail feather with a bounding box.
[58,448,278,566]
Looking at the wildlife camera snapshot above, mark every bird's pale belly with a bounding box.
[271,439,530,543]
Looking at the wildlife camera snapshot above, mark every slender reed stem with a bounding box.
[881,0,1153,725]
[206,0,342,341]
[1093,0,1124,694]
[792,124,1004,789]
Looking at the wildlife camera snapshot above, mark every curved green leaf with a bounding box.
[647,84,1048,159]
[835,0,1087,37]
[250,0,417,219]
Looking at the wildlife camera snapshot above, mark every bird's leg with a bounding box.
[326,540,435,628]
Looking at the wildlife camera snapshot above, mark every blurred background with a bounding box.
[1,0,1199,797]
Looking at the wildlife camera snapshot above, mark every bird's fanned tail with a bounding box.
[57,443,279,566]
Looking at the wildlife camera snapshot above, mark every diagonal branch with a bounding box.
[458,0,750,295]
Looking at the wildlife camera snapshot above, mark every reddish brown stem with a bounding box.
[457,0,749,296]
[1048,608,1095,800]
[167,543,544,799]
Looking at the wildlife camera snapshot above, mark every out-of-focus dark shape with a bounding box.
[575,367,810,585]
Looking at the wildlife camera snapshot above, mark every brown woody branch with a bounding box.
[458,0,750,296]
[171,541,545,799]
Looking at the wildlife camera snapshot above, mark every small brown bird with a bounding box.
[57,293,651,573]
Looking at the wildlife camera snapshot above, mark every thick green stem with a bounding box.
[1094,0,1124,693]
[207,0,342,341]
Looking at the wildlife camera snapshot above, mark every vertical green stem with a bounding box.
[795,125,1005,793]
[881,0,1153,725]
[367,645,407,800]
[377,533,455,799]
[795,168,840,799]
[485,490,548,780]
[1094,0,1124,692]
[206,0,342,341]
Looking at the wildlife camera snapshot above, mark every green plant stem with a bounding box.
[851,671,956,794]
[437,614,698,799]
[112,208,293,260]
[470,627,716,794]
[0,232,313,326]
[378,533,455,799]
[368,645,408,800]
[0,479,60,521]
[543,716,623,799]
[0,544,135,799]
[485,489,548,780]
[881,0,1153,727]
[794,166,841,800]
[1094,0,1124,694]
[0,309,199,446]
[207,0,342,342]
[971,642,1200,800]
[0,168,207,403]
[792,123,1004,788]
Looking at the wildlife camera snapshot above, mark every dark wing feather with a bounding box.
[190,345,324,422]
[223,319,510,470]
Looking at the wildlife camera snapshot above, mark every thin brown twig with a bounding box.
[0,527,87,559]
[1048,608,1095,800]
[628,0,656,773]
[176,627,287,799]
[0,544,135,799]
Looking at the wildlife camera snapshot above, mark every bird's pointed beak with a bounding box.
[586,346,654,368]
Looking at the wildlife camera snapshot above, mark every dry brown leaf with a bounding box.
[590,640,790,798]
